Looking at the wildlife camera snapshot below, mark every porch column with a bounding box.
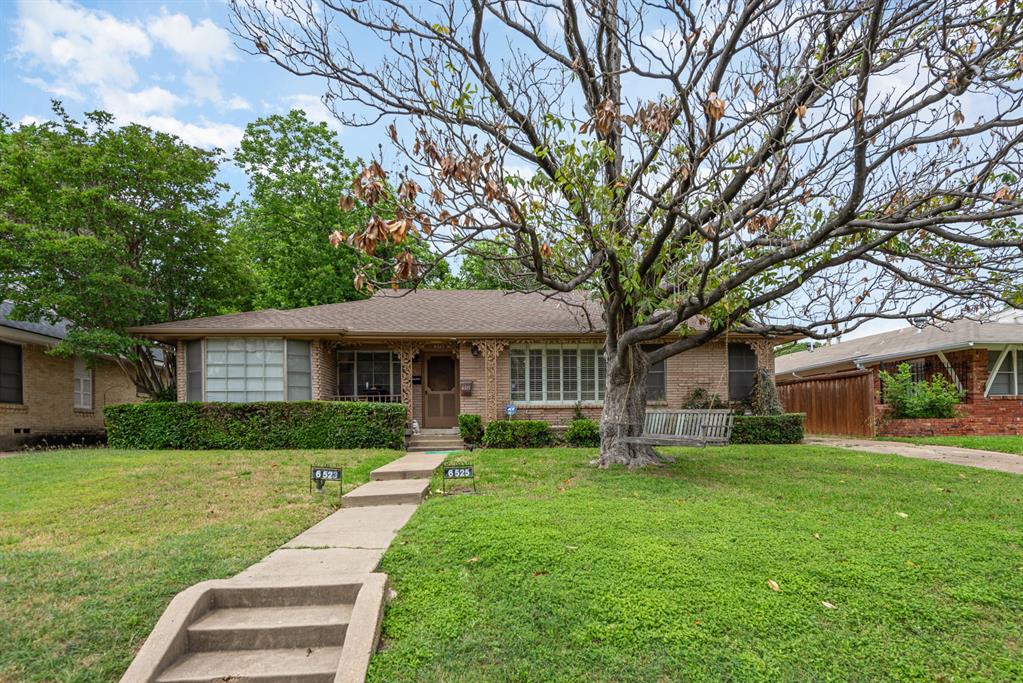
[475,339,508,422]
[392,342,419,424]
[749,339,775,373]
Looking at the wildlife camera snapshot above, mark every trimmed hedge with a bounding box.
[482,419,553,449]
[104,401,406,450]
[731,413,805,444]
[458,413,484,444]
[565,418,600,447]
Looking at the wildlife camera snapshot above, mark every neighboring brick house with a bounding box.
[131,290,780,430]
[776,312,1023,437]
[0,302,140,450]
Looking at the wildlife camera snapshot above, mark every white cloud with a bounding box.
[13,0,150,92]
[282,94,343,131]
[16,115,44,127]
[98,85,182,121]
[137,115,244,150]
[147,9,236,72]
[226,96,251,111]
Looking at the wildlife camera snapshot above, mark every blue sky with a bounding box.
[0,0,932,340]
[0,0,376,193]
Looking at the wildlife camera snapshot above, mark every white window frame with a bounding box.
[73,356,93,410]
[510,345,605,406]
[984,345,1020,397]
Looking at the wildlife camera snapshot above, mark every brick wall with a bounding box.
[875,348,1023,436]
[0,343,139,449]
[311,340,336,400]
[176,340,187,402]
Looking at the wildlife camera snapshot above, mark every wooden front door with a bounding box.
[423,354,459,428]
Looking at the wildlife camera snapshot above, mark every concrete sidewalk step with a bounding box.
[370,452,447,481]
[342,478,431,507]
[187,604,352,651]
[156,646,342,683]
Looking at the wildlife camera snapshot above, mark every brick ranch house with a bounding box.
[131,290,780,430]
[776,311,1023,437]
[0,302,139,450]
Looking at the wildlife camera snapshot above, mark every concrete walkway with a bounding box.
[808,436,1023,474]
[122,451,449,683]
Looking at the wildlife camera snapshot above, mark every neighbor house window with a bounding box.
[509,346,605,403]
[643,345,667,402]
[337,350,400,397]
[0,342,22,404]
[987,348,1020,396]
[73,357,93,410]
[203,338,311,402]
[728,343,758,401]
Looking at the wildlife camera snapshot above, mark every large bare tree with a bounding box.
[233,0,1023,467]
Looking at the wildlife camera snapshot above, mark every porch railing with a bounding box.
[331,393,402,403]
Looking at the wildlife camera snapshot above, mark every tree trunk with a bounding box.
[597,346,669,468]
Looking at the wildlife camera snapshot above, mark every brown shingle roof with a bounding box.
[131,289,606,340]
[776,319,1023,376]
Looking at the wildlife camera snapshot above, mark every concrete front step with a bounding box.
[341,478,431,507]
[156,646,343,683]
[187,604,352,651]
[370,452,447,481]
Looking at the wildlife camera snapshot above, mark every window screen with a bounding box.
[642,345,667,402]
[0,342,23,404]
[728,343,758,401]
[185,340,203,401]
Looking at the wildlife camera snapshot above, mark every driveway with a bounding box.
[807,436,1023,475]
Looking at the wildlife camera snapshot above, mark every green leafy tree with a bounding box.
[232,110,447,308]
[0,104,249,396]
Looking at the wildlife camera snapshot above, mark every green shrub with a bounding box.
[880,363,962,419]
[458,413,484,444]
[565,418,600,447]
[684,387,727,409]
[104,401,406,450]
[482,420,553,448]
[731,413,805,444]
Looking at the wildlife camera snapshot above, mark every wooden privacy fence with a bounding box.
[777,370,876,437]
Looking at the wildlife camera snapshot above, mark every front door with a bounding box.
[423,354,459,428]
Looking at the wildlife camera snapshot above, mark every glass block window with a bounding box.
[205,338,286,402]
[73,357,93,410]
[510,346,605,403]
[337,350,400,397]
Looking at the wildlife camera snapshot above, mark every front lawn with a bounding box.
[0,447,401,683]
[882,434,1023,455]
[371,445,1023,682]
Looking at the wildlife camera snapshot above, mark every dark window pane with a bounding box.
[728,343,757,401]
[642,345,667,402]
[0,342,23,404]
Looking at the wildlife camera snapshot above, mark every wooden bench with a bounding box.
[622,409,735,446]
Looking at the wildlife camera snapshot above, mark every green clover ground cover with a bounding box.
[0,447,400,682]
[371,445,1023,682]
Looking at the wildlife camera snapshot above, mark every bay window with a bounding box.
[510,346,605,403]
